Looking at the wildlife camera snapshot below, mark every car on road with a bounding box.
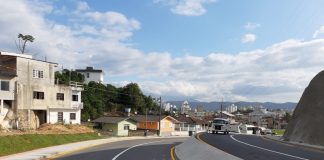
[259,127,272,135]
[208,118,230,135]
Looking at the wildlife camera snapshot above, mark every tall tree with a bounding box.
[16,33,35,54]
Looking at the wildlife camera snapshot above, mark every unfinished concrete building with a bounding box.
[0,52,83,129]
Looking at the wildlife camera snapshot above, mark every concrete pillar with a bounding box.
[0,99,3,113]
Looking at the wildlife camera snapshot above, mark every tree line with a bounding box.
[55,69,159,121]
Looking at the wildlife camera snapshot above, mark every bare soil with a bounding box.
[0,124,94,136]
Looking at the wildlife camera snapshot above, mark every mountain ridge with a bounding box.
[167,101,296,111]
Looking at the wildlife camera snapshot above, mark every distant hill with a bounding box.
[166,101,297,111]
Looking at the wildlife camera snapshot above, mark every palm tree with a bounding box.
[17,33,35,54]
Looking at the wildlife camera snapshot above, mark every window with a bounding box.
[56,93,64,101]
[33,91,44,100]
[72,95,78,101]
[58,112,63,122]
[0,81,9,91]
[33,70,44,78]
[169,123,173,128]
[124,124,130,130]
[86,73,90,78]
[70,113,76,120]
[161,122,165,128]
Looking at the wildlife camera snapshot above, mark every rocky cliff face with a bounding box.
[284,70,324,146]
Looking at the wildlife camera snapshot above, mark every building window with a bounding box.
[70,113,76,120]
[58,112,63,123]
[72,95,78,101]
[161,122,165,128]
[33,70,44,78]
[33,91,44,100]
[86,73,90,78]
[0,81,9,91]
[124,124,130,130]
[56,93,64,101]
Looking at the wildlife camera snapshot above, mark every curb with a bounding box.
[263,135,324,152]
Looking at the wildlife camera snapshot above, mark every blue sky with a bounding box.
[1,0,324,102]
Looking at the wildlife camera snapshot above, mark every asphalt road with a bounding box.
[55,137,187,160]
[199,133,324,160]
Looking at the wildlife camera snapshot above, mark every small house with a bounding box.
[131,115,178,136]
[93,116,137,136]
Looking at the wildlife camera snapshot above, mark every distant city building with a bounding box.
[163,103,171,112]
[226,104,238,113]
[180,101,191,114]
[76,66,104,84]
[195,106,205,117]
[248,106,275,127]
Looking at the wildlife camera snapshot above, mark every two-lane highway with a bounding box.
[55,137,187,160]
[198,133,324,160]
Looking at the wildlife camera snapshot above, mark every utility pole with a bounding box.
[145,108,147,136]
[220,98,223,118]
[158,96,162,136]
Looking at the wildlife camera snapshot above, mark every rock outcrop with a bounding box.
[284,70,324,146]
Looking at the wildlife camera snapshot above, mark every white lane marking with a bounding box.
[112,140,164,160]
[230,135,309,160]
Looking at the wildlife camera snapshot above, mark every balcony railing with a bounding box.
[72,102,84,109]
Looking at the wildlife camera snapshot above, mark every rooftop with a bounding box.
[75,66,103,73]
[92,116,133,124]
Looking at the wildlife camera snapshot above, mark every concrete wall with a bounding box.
[48,109,81,124]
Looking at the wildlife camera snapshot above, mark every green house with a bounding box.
[93,116,137,136]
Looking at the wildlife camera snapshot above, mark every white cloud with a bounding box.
[241,34,256,43]
[312,26,324,38]
[76,1,90,12]
[155,0,216,16]
[1,1,324,103]
[244,22,260,30]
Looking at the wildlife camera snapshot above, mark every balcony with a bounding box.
[71,102,83,109]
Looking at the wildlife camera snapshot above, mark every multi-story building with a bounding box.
[180,101,191,114]
[0,52,83,129]
[226,104,238,113]
[76,66,104,84]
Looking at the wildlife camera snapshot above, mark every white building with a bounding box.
[180,101,191,114]
[76,66,104,84]
[0,52,83,129]
[226,104,238,113]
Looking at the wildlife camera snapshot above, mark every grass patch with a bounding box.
[0,133,100,156]
[272,129,285,135]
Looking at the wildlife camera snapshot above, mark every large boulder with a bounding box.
[284,70,324,146]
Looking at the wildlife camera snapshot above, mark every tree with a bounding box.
[16,33,35,54]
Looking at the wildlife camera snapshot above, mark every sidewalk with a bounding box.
[1,135,186,160]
